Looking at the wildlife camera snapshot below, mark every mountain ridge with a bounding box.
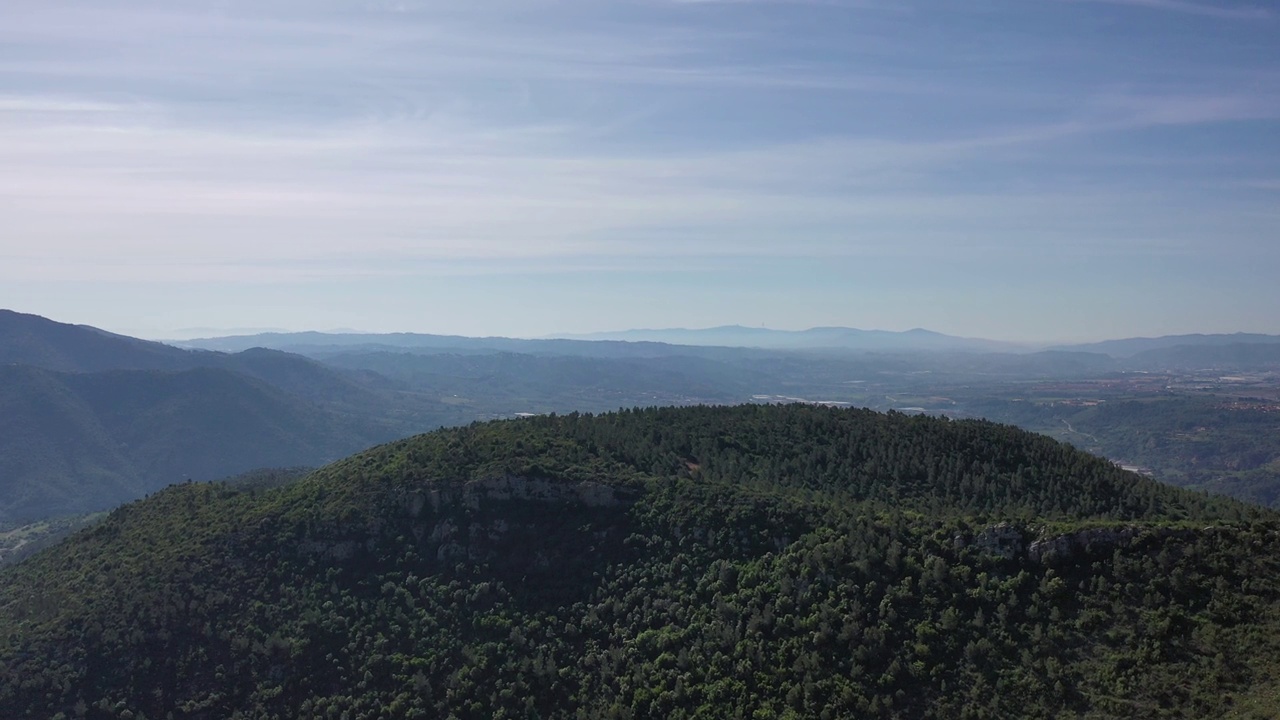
[551,324,1022,352]
[170,321,1280,358]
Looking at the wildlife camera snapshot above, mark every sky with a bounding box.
[2,0,1278,342]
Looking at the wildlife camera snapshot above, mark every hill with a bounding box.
[2,405,1278,719]
[1127,343,1280,370]
[0,365,401,524]
[1056,333,1280,358]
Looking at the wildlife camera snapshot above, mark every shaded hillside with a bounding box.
[0,309,399,409]
[2,406,1277,719]
[212,347,400,411]
[0,312,478,522]
[0,365,401,523]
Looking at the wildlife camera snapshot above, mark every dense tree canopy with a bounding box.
[2,405,1277,719]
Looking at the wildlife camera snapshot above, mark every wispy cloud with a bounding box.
[2,87,1266,285]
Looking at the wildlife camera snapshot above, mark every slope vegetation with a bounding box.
[1,405,1278,719]
[0,365,396,523]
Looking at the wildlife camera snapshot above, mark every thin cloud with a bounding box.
[0,0,1276,305]
[0,101,1263,287]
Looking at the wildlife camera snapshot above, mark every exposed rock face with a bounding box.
[1028,526,1198,564]
[955,522,1200,564]
[969,522,1024,559]
[1027,527,1138,563]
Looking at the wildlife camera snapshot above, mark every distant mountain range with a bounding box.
[553,325,1027,353]
[177,324,1280,360]
[173,330,787,361]
[178,325,1027,355]
[6,308,1280,523]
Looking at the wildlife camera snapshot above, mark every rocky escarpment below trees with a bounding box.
[959,522,1210,564]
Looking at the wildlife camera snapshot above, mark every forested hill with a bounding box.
[3,405,1279,719]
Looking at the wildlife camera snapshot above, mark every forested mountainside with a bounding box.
[0,312,471,522]
[2,405,1278,719]
[0,365,398,524]
[0,469,310,568]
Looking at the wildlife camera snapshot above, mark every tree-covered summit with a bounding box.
[1,404,1277,719]
[302,404,1258,522]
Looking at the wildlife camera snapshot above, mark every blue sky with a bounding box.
[2,0,1277,342]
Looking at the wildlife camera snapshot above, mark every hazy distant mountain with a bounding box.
[175,330,783,360]
[554,325,1027,353]
[1055,333,1280,358]
[165,326,291,340]
[925,350,1118,377]
[179,326,1026,356]
[1126,343,1280,370]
